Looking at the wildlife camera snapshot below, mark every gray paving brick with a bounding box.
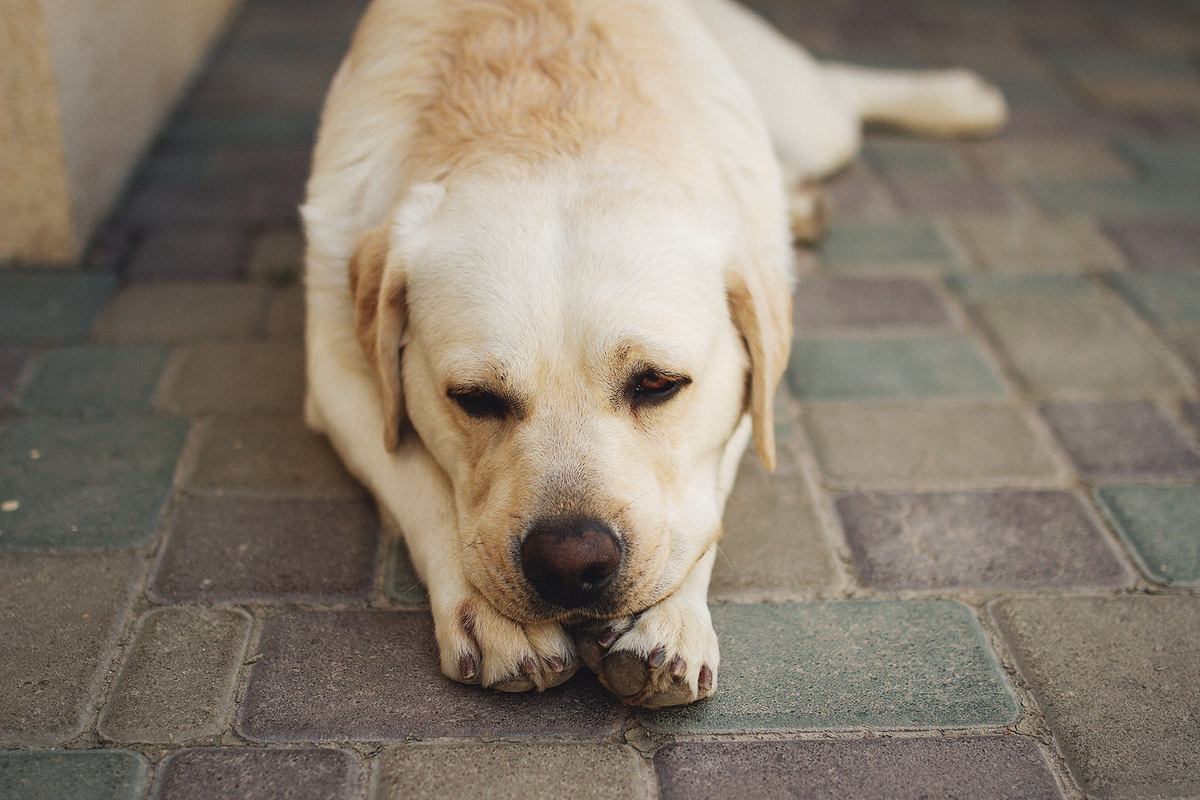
[791,276,950,332]
[786,337,1004,400]
[863,139,971,175]
[836,490,1131,590]
[1104,220,1200,271]
[945,274,1096,300]
[377,744,653,800]
[150,748,363,800]
[0,552,140,745]
[992,595,1200,799]
[265,283,305,338]
[0,346,31,405]
[245,227,304,283]
[711,447,838,597]
[1041,401,1200,480]
[640,601,1017,734]
[150,495,377,603]
[99,607,253,743]
[14,345,169,416]
[385,536,429,604]
[1095,485,1200,586]
[888,175,1017,216]
[156,341,305,414]
[238,610,626,741]
[181,414,363,496]
[655,737,1064,800]
[969,140,1137,183]
[818,220,960,274]
[0,416,188,549]
[953,215,1125,273]
[804,403,1058,489]
[92,283,267,344]
[1109,272,1200,325]
[971,296,1186,397]
[0,750,149,800]
[0,273,118,345]
[124,228,248,282]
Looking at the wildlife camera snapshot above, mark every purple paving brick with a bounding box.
[124,227,249,282]
[1105,220,1200,271]
[150,748,363,800]
[157,341,305,414]
[791,276,950,331]
[887,175,1016,216]
[1040,401,1200,480]
[655,737,1064,800]
[836,491,1132,591]
[238,610,626,741]
[150,494,378,603]
[0,346,30,405]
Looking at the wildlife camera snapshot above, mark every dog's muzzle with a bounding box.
[519,518,621,609]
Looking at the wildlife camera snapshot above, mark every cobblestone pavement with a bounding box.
[3,0,1200,797]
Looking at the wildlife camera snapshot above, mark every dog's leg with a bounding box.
[823,63,1008,138]
[575,546,720,708]
[306,309,578,691]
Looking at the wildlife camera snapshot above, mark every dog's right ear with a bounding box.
[348,183,445,452]
[348,223,407,451]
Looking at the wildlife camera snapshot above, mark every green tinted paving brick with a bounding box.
[945,274,1096,299]
[993,596,1200,799]
[14,345,169,416]
[0,552,141,745]
[1094,485,1200,586]
[818,221,959,273]
[0,416,188,548]
[0,750,148,800]
[786,338,1004,400]
[1109,272,1200,324]
[0,273,117,344]
[640,601,1017,734]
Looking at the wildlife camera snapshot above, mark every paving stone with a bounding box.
[1094,485,1200,586]
[862,139,971,175]
[791,276,950,332]
[888,175,1017,216]
[1040,401,1200,480]
[818,220,960,273]
[970,296,1186,397]
[945,273,1097,299]
[1104,220,1200,271]
[1109,272,1200,325]
[0,416,188,548]
[150,748,363,800]
[182,414,363,496]
[711,446,838,597]
[823,160,899,219]
[377,744,654,800]
[1118,139,1200,185]
[655,737,1064,800]
[124,228,249,282]
[804,402,1058,489]
[0,750,149,800]
[156,341,305,414]
[0,273,118,345]
[245,227,305,283]
[92,283,267,344]
[969,140,1137,183]
[992,595,1200,799]
[265,283,305,337]
[0,346,31,405]
[786,337,1004,400]
[1025,178,1200,219]
[0,552,140,745]
[238,610,626,741]
[14,345,169,416]
[640,601,1017,734]
[150,495,377,603]
[385,535,429,604]
[836,490,1131,590]
[99,607,253,743]
[953,215,1125,273]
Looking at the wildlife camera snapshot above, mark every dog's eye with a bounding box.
[630,370,689,407]
[447,387,511,420]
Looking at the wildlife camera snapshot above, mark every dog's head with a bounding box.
[349,169,790,623]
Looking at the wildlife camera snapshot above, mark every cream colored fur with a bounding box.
[303,0,1005,706]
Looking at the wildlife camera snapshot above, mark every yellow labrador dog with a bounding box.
[303,0,1005,707]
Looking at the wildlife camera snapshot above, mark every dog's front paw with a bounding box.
[434,593,579,692]
[575,596,719,708]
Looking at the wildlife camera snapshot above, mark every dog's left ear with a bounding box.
[727,257,792,472]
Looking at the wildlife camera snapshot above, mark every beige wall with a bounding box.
[1,0,243,266]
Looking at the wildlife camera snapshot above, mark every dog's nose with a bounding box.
[520,518,621,609]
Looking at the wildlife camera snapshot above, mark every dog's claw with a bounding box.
[459,653,479,682]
